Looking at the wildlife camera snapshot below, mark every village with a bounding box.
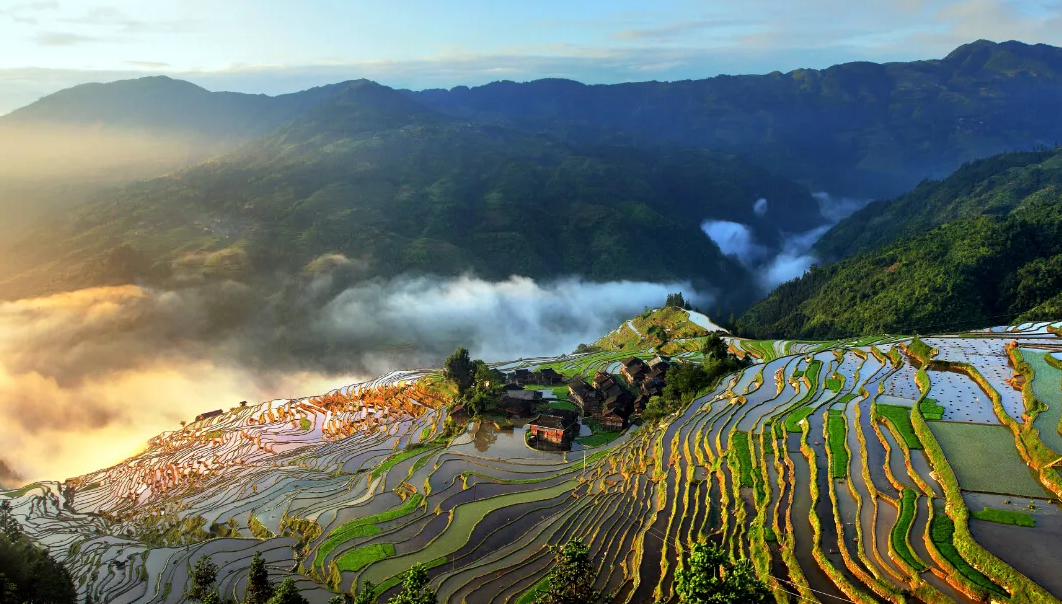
[497,355,672,450]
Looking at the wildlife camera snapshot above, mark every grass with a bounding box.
[370,445,441,481]
[928,422,1048,498]
[930,504,1006,595]
[548,400,580,413]
[730,431,755,487]
[299,418,312,431]
[576,430,623,448]
[918,398,945,421]
[784,406,816,433]
[826,410,849,479]
[970,507,1036,527]
[825,377,842,392]
[890,489,927,571]
[517,576,552,604]
[875,404,921,449]
[336,543,396,572]
[315,494,424,569]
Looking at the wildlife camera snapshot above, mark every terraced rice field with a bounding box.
[4,322,1062,604]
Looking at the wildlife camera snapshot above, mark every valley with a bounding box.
[5,311,1062,603]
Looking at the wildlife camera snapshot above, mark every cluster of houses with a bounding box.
[527,355,673,449]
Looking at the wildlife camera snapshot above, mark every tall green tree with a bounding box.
[701,333,729,360]
[266,578,308,604]
[244,552,274,604]
[674,543,771,604]
[387,565,436,604]
[535,540,606,604]
[0,502,76,604]
[186,555,219,601]
[443,348,475,395]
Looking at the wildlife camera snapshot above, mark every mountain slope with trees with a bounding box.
[411,40,1062,199]
[740,147,1062,338]
[0,80,821,309]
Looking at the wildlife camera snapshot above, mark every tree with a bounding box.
[535,540,605,604]
[202,592,222,604]
[666,292,686,308]
[387,565,436,604]
[701,333,728,360]
[328,595,355,604]
[0,502,77,604]
[443,348,475,395]
[674,543,771,604]
[346,580,376,604]
[266,578,308,604]
[186,555,219,601]
[244,552,274,604]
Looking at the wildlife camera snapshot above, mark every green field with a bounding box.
[918,397,945,421]
[827,410,849,479]
[928,422,1048,498]
[971,507,1036,527]
[890,489,927,571]
[930,504,1006,595]
[876,404,921,449]
[576,430,623,448]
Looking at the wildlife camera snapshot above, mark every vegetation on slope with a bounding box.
[0,81,816,308]
[413,40,1062,199]
[742,147,1062,338]
[0,502,77,604]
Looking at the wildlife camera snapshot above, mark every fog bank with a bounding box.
[0,275,707,482]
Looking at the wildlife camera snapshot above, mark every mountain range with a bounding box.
[4,39,1062,336]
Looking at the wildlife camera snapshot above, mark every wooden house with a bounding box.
[621,357,648,383]
[528,412,578,447]
[568,381,602,415]
[501,389,543,417]
[195,410,223,423]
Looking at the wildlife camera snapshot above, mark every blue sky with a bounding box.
[0,0,1060,113]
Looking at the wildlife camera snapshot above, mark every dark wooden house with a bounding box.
[568,381,602,415]
[621,357,648,383]
[501,389,542,417]
[528,411,579,447]
[195,409,223,423]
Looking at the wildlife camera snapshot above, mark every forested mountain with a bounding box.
[0,80,820,309]
[0,77,351,241]
[411,40,1062,198]
[740,147,1062,338]
[0,75,346,139]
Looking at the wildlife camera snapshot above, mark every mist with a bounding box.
[0,122,239,242]
[702,192,870,290]
[0,274,706,483]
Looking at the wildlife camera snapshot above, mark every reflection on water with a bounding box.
[470,420,571,458]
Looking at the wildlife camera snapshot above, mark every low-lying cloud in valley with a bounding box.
[0,274,708,484]
[702,192,870,290]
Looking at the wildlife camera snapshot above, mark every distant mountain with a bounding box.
[0,75,345,139]
[0,81,821,310]
[739,147,1062,338]
[0,77,353,241]
[410,40,1062,199]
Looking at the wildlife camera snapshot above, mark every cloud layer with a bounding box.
[0,274,705,483]
[702,192,869,290]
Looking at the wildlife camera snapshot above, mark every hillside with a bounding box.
[411,40,1062,199]
[4,319,1062,603]
[0,77,351,241]
[0,81,821,308]
[592,306,726,354]
[740,148,1062,339]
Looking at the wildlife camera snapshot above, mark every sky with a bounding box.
[0,0,1060,113]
